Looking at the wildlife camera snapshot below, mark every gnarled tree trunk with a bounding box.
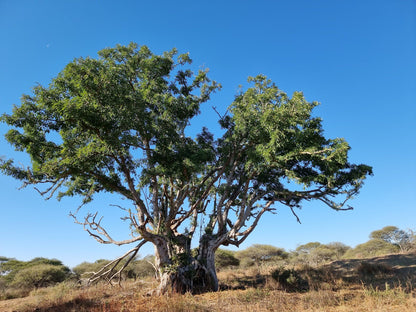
[153,234,219,294]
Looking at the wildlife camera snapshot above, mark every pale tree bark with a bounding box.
[152,234,220,294]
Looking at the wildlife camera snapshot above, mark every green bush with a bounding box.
[72,259,113,278]
[72,257,156,281]
[215,249,240,270]
[344,239,399,259]
[236,244,288,268]
[126,256,156,279]
[0,257,72,299]
[290,242,351,266]
[370,226,415,252]
[10,264,70,289]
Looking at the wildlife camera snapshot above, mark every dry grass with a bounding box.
[1,253,415,312]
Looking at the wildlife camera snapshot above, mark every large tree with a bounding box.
[0,43,372,294]
[369,226,413,253]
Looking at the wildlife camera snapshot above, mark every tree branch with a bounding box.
[87,241,147,285]
[70,211,143,246]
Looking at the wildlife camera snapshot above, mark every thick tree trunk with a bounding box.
[152,235,219,294]
[156,260,218,294]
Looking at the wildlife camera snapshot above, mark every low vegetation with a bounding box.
[0,258,71,299]
[1,253,415,312]
[1,226,415,311]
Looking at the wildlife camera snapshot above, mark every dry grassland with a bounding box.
[1,253,415,312]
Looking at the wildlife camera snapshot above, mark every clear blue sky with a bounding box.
[0,0,415,268]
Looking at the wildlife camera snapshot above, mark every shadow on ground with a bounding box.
[326,253,416,290]
[219,253,416,292]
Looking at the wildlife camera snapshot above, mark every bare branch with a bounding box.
[289,206,302,224]
[212,106,229,120]
[227,201,274,247]
[33,178,65,200]
[70,211,143,246]
[88,241,147,285]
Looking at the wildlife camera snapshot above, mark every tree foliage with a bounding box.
[343,239,400,259]
[215,249,240,270]
[369,226,413,252]
[292,242,351,265]
[0,257,71,290]
[72,257,155,281]
[342,225,415,258]
[10,264,69,289]
[0,42,372,293]
[72,259,112,278]
[236,244,288,267]
[325,242,351,258]
[126,255,156,279]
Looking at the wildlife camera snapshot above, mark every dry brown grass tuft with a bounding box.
[0,253,415,312]
[0,281,415,312]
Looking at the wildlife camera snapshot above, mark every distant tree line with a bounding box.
[1,225,414,299]
[215,226,415,270]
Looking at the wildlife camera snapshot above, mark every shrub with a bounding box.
[72,259,111,278]
[10,264,70,289]
[126,256,156,279]
[290,242,351,266]
[236,245,288,268]
[215,249,240,270]
[325,242,351,259]
[0,257,72,294]
[344,239,399,259]
[370,226,414,252]
[73,257,156,281]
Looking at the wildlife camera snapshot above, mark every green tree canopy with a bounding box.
[295,242,322,255]
[236,244,288,267]
[0,42,372,294]
[344,239,399,259]
[215,249,240,270]
[0,257,70,289]
[10,264,69,289]
[292,241,351,265]
[72,259,111,278]
[126,255,156,279]
[325,242,351,259]
[369,226,412,252]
